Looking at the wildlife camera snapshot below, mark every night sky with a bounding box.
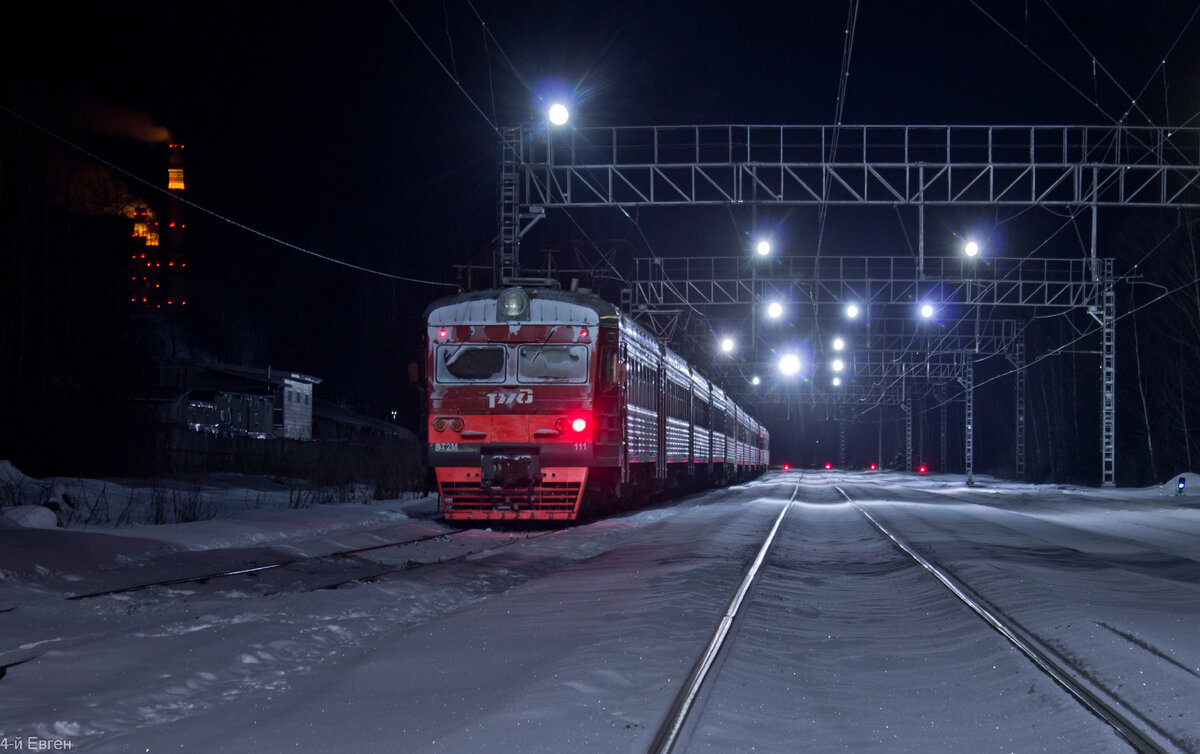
[4,2,1200,479]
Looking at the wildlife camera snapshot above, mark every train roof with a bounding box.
[425,286,621,326]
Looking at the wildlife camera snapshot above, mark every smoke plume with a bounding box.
[75,101,171,143]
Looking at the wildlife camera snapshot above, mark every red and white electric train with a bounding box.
[425,283,769,521]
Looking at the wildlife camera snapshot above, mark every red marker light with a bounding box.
[782,463,791,471]
[570,418,587,433]
[438,328,448,339]
[918,464,928,474]
[579,328,588,337]
[869,463,877,471]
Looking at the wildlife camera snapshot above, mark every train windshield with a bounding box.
[436,345,506,383]
[517,345,589,383]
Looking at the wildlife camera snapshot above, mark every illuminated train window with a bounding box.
[436,345,506,383]
[518,345,589,383]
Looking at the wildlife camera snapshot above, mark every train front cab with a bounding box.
[426,289,623,522]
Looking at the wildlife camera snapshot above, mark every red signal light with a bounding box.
[824,462,832,470]
[918,464,928,474]
[570,418,587,433]
[869,463,877,471]
[782,463,791,471]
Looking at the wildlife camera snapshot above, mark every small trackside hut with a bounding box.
[424,282,767,522]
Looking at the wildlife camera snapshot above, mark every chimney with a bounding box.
[168,143,185,190]
[129,143,187,309]
[164,144,186,306]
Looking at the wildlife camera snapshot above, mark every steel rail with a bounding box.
[2,528,569,677]
[647,482,798,754]
[66,528,469,601]
[304,527,565,592]
[834,484,1173,754]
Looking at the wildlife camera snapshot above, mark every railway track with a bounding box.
[647,482,798,752]
[1,525,573,683]
[649,478,1175,754]
[65,526,567,601]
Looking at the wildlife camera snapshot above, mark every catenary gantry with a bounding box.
[496,123,1200,486]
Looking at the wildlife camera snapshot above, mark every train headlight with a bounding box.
[449,418,464,432]
[498,289,530,320]
[433,418,446,432]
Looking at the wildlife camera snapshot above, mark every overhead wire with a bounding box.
[967,0,1194,176]
[845,202,1101,419]
[442,0,460,82]
[965,0,1123,125]
[916,212,1200,415]
[1039,0,1157,126]
[801,0,1200,423]
[1124,1,1200,126]
[832,1,1115,413]
[792,0,860,405]
[974,266,1200,394]
[815,0,860,260]
[849,3,1200,423]
[387,0,506,141]
[464,0,535,96]
[400,0,642,303]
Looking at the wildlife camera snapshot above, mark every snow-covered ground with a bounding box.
[2,463,1199,752]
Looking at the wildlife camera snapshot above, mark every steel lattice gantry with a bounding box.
[642,262,1036,486]
[626,253,1105,485]
[506,124,1200,222]
[497,124,1200,486]
[630,255,1101,310]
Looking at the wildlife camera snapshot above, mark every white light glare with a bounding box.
[832,377,842,386]
[845,303,860,319]
[920,303,935,319]
[751,376,761,386]
[755,240,771,256]
[832,337,845,351]
[548,103,569,126]
[778,353,801,376]
[964,240,980,257]
[766,301,783,319]
[831,359,844,372]
[719,337,735,353]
